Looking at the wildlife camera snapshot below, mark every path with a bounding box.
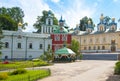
[37,60,116,81]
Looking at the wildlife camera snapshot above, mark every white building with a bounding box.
[0,24,52,60]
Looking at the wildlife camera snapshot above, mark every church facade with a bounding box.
[0,10,71,60]
[0,23,52,60]
[72,14,120,53]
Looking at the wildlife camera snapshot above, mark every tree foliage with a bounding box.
[79,16,94,31]
[33,10,58,32]
[40,45,53,63]
[70,39,80,57]
[0,7,27,30]
[0,15,17,31]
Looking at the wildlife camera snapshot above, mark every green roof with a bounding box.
[55,47,75,55]
[53,25,69,34]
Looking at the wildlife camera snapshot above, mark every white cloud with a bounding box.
[54,0,96,28]
[113,0,118,2]
[0,0,97,31]
[0,0,50,32]
[18,0,50,32]
[51,0,60,3]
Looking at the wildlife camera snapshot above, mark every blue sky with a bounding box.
[0,0,120,32]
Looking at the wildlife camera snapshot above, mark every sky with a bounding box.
[0,0,120,32]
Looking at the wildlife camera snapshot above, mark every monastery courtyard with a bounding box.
[37,60,116,81]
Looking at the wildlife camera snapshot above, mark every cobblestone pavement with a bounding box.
[37,60,116,81]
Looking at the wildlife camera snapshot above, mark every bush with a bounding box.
[0,73,8,80]
[10,68,27,75]
[114,61,120,75]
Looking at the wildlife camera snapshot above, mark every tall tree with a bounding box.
[0,15,17,31]
[79,16,94,31]
[0,7,27,30]
[33,10,58,32]
[70,39,80,57]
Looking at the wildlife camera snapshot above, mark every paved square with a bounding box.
[38,60,116,81]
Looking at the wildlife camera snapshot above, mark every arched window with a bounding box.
[29,43,32,49]
[48,19,51,25]
[98,46,100,50]
[18,43,21,48]
[102,46,105,50]
[39,44,43,49]
[100,26,104,31]
[5,42,9,48]
[111,25,115,30]
[93,46,96,50]
[111,39,115,44]
[89,46,91,50]
[84,47,87,50]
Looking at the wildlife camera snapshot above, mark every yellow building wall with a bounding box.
[72,31,120,52]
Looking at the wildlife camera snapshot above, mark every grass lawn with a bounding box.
[0,60,49,71]
[0,69,51,81]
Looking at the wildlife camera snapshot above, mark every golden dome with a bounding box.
[76,24,79,27]
[88,20,91,24]
[18,22,22,27]
[100,13,104,20]
[112,17,115,21]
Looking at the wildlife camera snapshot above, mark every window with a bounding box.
[102,46,105,50]
[40,44,43,49]
[48,19,51,25]
[93,46,96,50]
[62,35,67,41]
[111,25,115,30]
[89,46,91,50]
[98,46,100,50]
[100,26,104,31]
[29,43,32,49]
[84,47,87,50]
[55,35,60,41]
[5,42,9,48]
[111,40,115,44]
[18,43,21,48]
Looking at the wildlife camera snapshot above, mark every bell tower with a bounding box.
[46,10,53,25]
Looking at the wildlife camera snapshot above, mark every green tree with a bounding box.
[79,16,94,31]
[40,45,53,63]
[70,39,80,57]
[33,10,58,32]
[0,7,27,30]
[0,15,17,31]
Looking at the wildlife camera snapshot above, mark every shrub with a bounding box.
[10,68,27,75]
[114,61,120,75]
[0,73,8,80]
